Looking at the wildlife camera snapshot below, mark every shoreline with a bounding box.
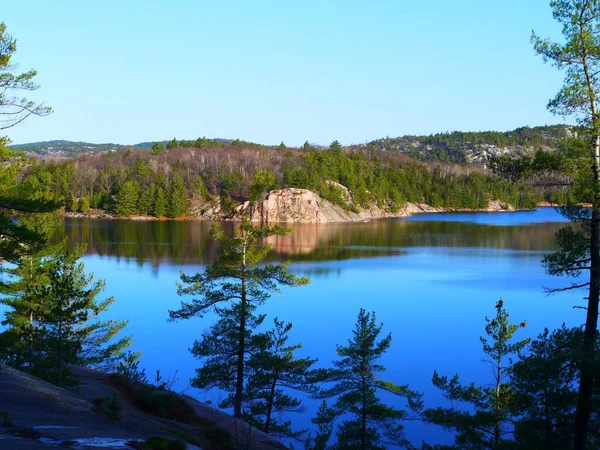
[63,202,543,224]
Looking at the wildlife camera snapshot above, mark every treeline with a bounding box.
[368,125,572,165]
[18,141,539,218]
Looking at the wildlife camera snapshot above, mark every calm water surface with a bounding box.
[54,207,587,446]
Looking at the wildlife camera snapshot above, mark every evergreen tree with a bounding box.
[166,138,178,150]
[153,186,166,218]
[168,218,309,417]
[167,175,187,218]
[0,23,56,264]
[190,303,266,401]
[512,325,600,450]
[305,401,335,450]
[43,247,130,385]
[424,300,529,449]
[115,180,140,216]
[150,142,164,155]
[79,196,90,213]
[248,169,277,202]
[241,318,318,440]
[532,2,600,446]
[0,246,131,385]
[0,252,53,367]
[137,184,155,215]
[317,309,422,450]
[329,140,342,152]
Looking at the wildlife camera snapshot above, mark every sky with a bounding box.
[3,0,569,146]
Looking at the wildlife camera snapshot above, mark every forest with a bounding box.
[18,141,540,220]
[2,0,600,449]
[368,125,572,165]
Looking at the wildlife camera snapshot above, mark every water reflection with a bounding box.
[53,210,568,274]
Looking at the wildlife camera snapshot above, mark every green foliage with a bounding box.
[138,184,155,216]
[240,318,318,439]
[316,309,422,449]
[167,176,187,218]
[329,140,342,152]
[79,196,90,213]
[424,300,530,449]
[511,325,600,449]
[116,180,140,217]
[249,169,277,202]
[369,125,571,165]
[0,246,131,385]
[153,186,166,218]
[150,142,164,155]
[305,401,335,450]
[0,22,52,131]
[168,218,309,417]
[166,138,178,150]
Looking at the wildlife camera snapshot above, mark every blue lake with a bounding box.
[54,207,587,446]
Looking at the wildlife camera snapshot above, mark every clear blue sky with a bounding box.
[3,0,568,146]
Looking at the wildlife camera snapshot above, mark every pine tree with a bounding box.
[167,175,187,218]
[79,196,90,213]
[150,142,164,155]
[532,2,600,446]
[0,252,53,367]
[241,318,318,439]
[166,138,178,150]
[40,246,131,385]
[424,300,529,449]
[138,184,155,216]
[317,309,422,450]
[0,23,56,263]
[305,401,335,450]
[249,169,277,202]
[169,218,310,417]
[190,303,266,401]
[115,180,140,217]
[512,326,600,449]
[153,186,166,218]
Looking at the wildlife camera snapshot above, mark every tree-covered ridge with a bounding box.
[10,140,125,157]
[11,124,572,164]
[367,125,573,165]
[9,137,269,157]
[17,142,539,220]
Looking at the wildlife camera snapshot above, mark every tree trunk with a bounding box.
[264,373,278,434]
[361,374,367,450]
[234,240,248,418]
[575,39,600,447]
[234,288,246,418]
[574,203,600,450]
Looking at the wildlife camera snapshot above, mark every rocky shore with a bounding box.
[65,187,519,224]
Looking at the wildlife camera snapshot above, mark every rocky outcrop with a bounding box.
[235,188,516,223]
[0,364,284,450]
[64,189,519,224]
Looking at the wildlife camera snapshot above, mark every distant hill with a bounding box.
[10,125,575,165]
[366,125,574,166]
[9,138,241,157]
[9,140,126,157]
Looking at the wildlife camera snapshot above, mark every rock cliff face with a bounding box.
[235,188,514,223]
